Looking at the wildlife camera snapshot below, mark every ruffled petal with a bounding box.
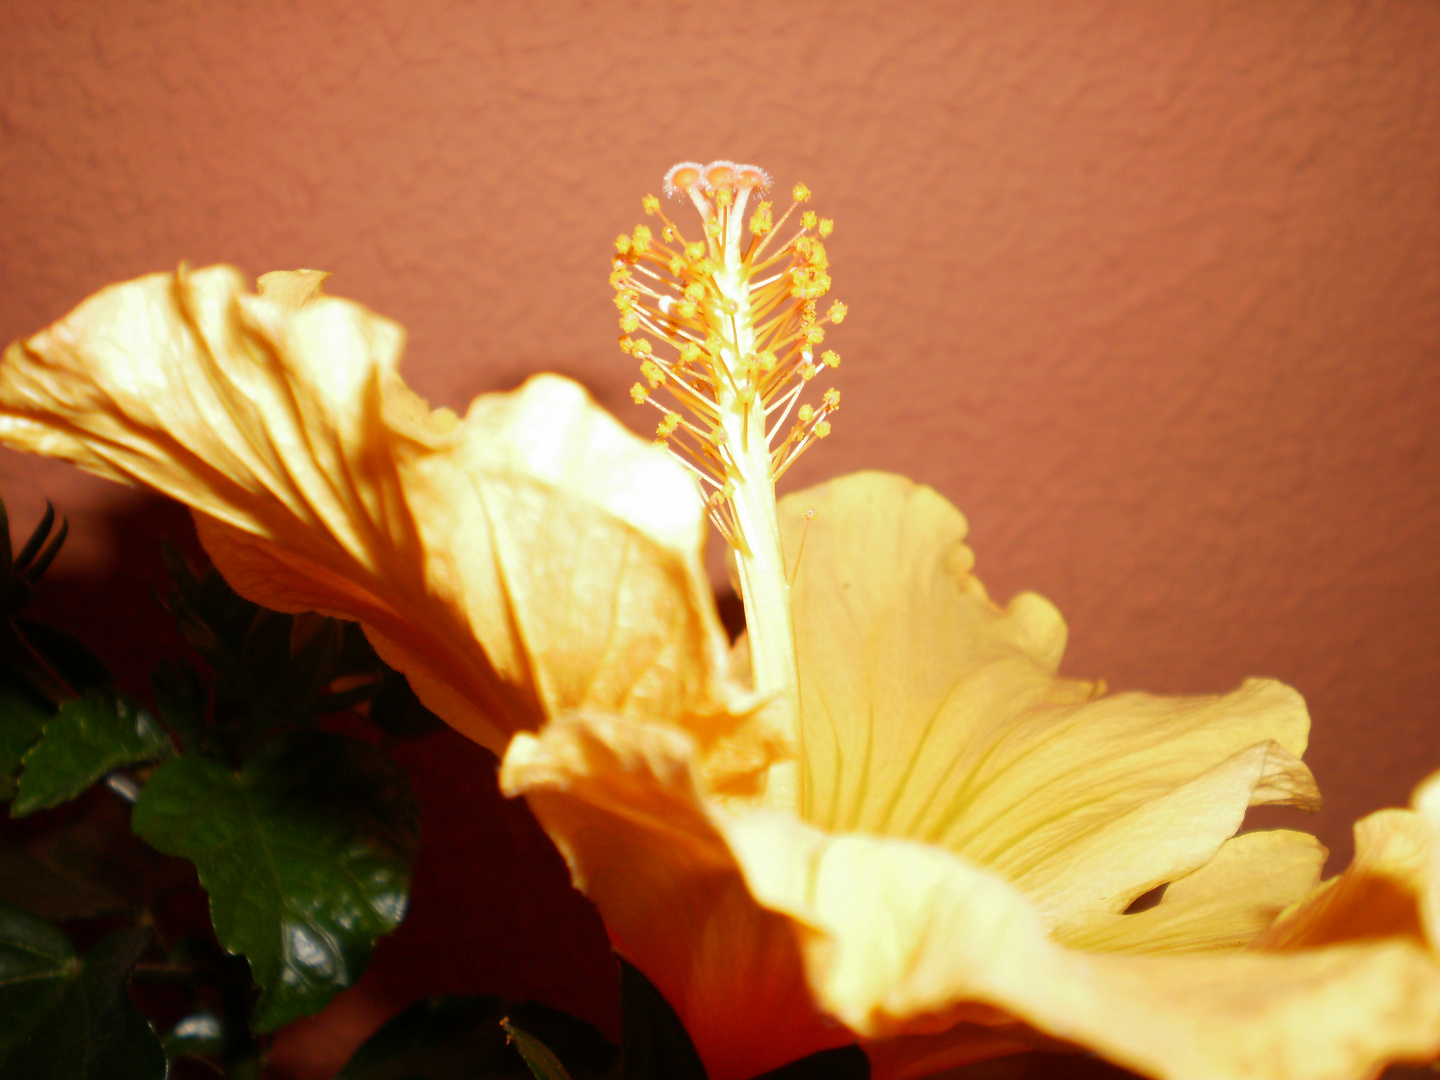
[499,713,849,1080]
[1054,829,1325,954]
[780,472,1318,924]
[0,266,738,753]
[730,809,1440,1080]
[1261,769,1440,956]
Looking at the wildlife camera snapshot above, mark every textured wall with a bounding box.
[2,0,1438,1072]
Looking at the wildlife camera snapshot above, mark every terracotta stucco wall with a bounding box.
[2,0,1438,1072]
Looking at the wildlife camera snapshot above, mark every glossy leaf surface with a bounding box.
[131,729,419,1030]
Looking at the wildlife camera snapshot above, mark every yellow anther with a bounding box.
[685,241,706,259]
[619,336,636,354]
[805,326,825,345]
[656,412,681,437]
[620,313,640,333]
[684,282,706,302]
[633,225,652,252]
[615,292,633,311]
[802,210,817,230]
[821,350,840,368]
[793,182,811,202]
[798,403,815,423]
[609,268,630,288]
[800,363,818,381]
[758,350,777,372]
[720,297,739,316]
[800,300,817,325]
[642,194,660,215]
[669,256,686,275]
[675,300,698,319]
[705,218,722,239]
[630,383,648,404]
[662,225,676,241]
[813,420,831,438]
[827,300,847,324]
[633,338,654,359]
[654,438,668,448]
[614,234,632,255]
[641,359,666,386]
[679,342,703,364]
[750,201,773,235]
[818,218,834,238]
[738,386,756,405]
[822,388,840,407]
[715,188,733,208]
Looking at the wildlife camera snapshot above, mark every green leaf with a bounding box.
[753,1046,869,1079]
[503,1018,574,1080]
[0,672,50,802]
[11,691,172,817]
[0,901,75,1054]
[620,959,707,1080]
[0,915,166,1080]
[338,996,618,1080]
[149,658,207,754]
[131,729,419,1031]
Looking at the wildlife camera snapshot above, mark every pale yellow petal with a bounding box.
[1261,774,1440,955]
[0,267,738,754]
[781,471,1317,924]
[499,713,848,1080]
[729,810,1440,1080]
[1054,829,1325,954]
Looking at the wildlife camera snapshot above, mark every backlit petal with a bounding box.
[0,266,737,752]
[781,472,1318,924]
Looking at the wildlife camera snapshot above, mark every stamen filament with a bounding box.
[613,162,845,811]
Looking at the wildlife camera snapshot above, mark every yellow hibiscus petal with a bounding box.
[730,810,1440,1080]
[1261,770,1440,955]
[1054,828,1326,954]
[781,471,1318,924]
[0,266,737,753]
[499,712,849,1080]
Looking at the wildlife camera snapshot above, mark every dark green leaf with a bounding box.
[0,901,76,1058]
[0,919,166,1080]
[150,658,207,753]
[11,691,172,817]
[620,958,707,1080]
[131,729,419,1031]
[503,1018,574,1080]
[339,996,618,1080]
[0,672,50,802]
[753,1045,869,1080]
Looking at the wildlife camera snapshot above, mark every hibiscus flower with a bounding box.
[0,164,1436,1080]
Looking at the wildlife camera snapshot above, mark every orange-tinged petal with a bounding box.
[1261,768,1440,956]
[780,472,1319,925]
[507,710,1440,1080]
[0,266,738,753]
[731,810,1440,1080]
[499,713,849,1080]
